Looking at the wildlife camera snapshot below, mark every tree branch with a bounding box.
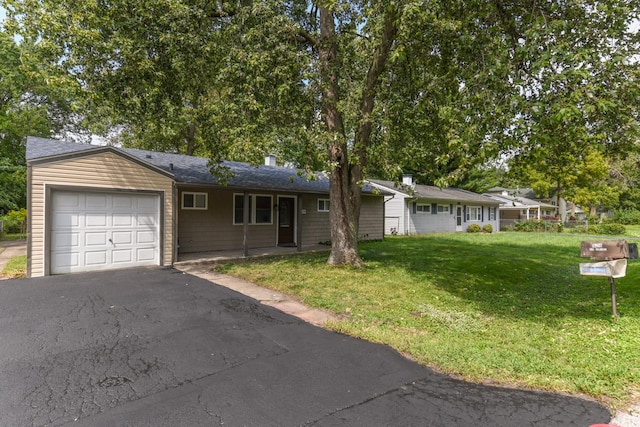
[354,5,399,170]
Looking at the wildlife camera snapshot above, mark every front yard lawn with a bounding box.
[215,233,640,409]
[2,255,27,279]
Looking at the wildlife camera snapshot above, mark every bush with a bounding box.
[467,224,482,233]
[611,209,640,225]
[0,209,27,234]
[597,223,626,235]
[513,219,562,233]
[567,223,626,235]
[482,224,493,233]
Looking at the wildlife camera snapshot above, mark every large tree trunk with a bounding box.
[319,5,397,266]
[318,7,362,266]
[185,122,196,156]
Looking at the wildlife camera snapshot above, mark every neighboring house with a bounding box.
[483,187,559,228]
[369,176,501,235]
[26,137,385,277]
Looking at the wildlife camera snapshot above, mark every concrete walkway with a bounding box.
[0,240,27,278]
[176,264,340,327]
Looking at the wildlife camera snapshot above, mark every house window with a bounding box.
[255,196,272,224]
[233,194,273,225]
[318,199,330,212]
[467,206,481,221]
[437,205,449,213]
[416,204,431,213]
[489,207,496,221]
[182,192,207,210]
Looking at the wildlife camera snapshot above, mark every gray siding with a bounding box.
[178,188,385,253]
[300,196,331,245]
[359,195,384,240]
[382,189,407,235]
[408,203,456,233]
[408,202,499,234]
[177,187,278,253]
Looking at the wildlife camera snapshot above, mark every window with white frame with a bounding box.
[233,194,273,225]
[489,207,496,221]
[416,203,431,213]
[182,192,208,210]
[318,198,330,212]
[437,204,450,213]
[467,206,482,221]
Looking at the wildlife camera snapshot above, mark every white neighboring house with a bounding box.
[482,188,559,228]
[369,176,501,235]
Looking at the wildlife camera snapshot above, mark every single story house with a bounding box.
[25,136,385,277]
[483,188,558,228]
[368,176,501,234]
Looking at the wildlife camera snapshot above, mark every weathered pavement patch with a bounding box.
[0,268,611,426]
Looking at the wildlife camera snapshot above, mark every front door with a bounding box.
[278,197,296,246]
[456,206,463,232]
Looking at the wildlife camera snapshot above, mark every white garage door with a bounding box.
[50,191,160,274]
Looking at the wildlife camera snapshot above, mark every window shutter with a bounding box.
[431,203,437,214]
[450,204,453,214]
[412,202,417,214]
[481,206,484,221]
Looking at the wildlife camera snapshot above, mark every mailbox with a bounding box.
[579,240,636,322]
[579,259,627,278]
[580,240,638,260]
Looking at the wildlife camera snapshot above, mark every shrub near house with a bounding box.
[0,209,27,235]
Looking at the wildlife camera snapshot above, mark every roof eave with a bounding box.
[28,145,175,179]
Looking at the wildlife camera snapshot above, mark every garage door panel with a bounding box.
[85,251,108,266]
[137,213,156,226]
[112,249,133,263]
[113,213,133,227]
[52,232,79,248]
[137,230,156,244]
[112,195,133,209]
[85,232,107,247]
[137,248,156,261]
[54,252,79,269]
[86,194,108,209]
[136,197,156,209]
[86,213,108,227]
[51,191,160,274]
[53,212,80,228]
[53,193,80,208]
[112,231,133,245]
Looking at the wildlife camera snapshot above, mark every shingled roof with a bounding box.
[26,136,382,195]
[369,179,500,205]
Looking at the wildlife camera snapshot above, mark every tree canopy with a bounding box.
[0,29,83,213]
[3,0,639,262]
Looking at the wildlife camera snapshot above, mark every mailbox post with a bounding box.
[579,240,637,322]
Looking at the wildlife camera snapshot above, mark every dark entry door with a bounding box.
[278,197,295,245]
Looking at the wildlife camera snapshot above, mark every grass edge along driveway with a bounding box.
[215,233,640,410]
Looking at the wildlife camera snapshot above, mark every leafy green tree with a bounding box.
[455,164,515,194]
[5,0,639,264]
[0,28,84,214]
[569,151,620,216]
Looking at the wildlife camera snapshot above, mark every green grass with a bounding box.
[0,233,26,242]
[215,233,640,408]
[2,255,27,278]
[624,224,640,238]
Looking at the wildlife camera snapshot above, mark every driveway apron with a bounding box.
[0,268,610,426]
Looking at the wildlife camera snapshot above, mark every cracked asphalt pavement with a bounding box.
[0,267,611,426]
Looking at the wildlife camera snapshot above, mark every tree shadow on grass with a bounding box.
[359,234,640,324]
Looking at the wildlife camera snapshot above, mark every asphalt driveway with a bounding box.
[0,267,611,426]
